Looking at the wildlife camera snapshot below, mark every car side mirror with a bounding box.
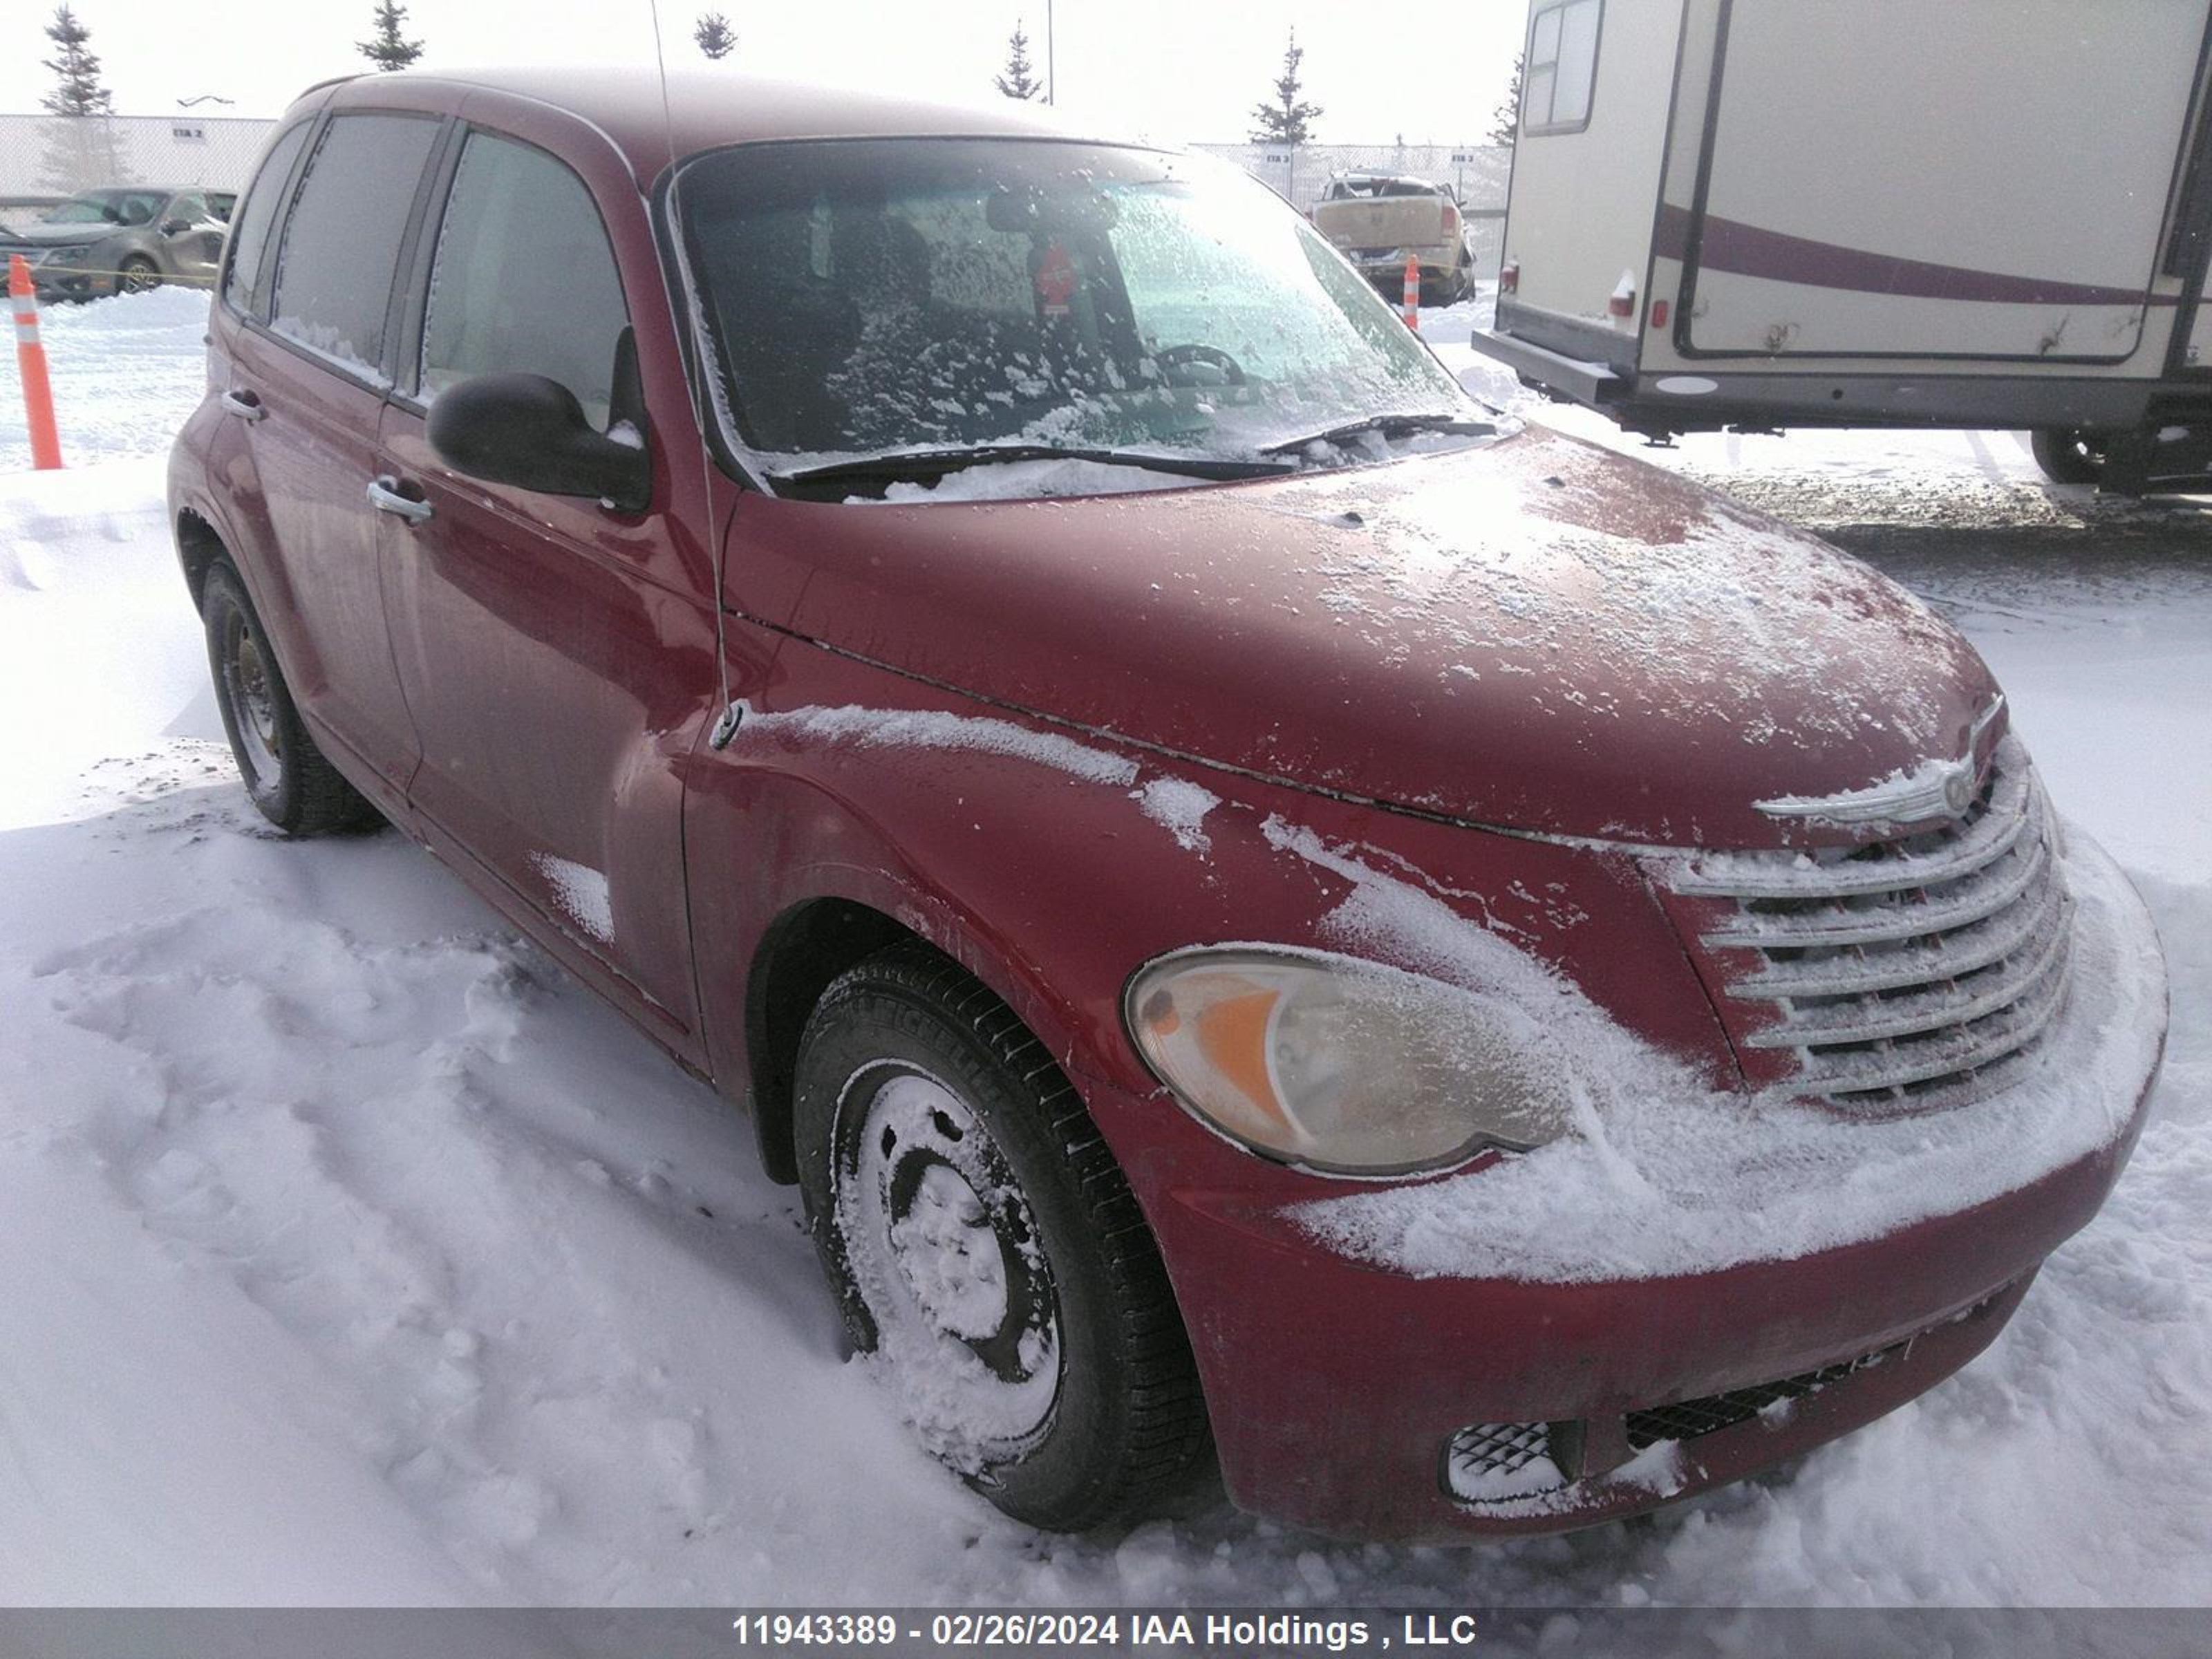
[160,218,191,235]
[427,372,650,513]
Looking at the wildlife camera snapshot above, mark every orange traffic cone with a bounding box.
[1402,252,1421,332]
[10,255,63,470]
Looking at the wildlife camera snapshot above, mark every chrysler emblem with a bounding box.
[1755,696,2005,828]
[1942,765,1976,816]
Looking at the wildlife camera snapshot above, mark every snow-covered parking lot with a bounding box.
[1,287,2207,1610]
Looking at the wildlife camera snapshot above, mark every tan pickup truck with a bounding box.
[1310,173,1474,305]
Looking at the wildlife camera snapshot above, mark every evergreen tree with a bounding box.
[1250,28,1322,147]
[357,1,424,72]
[995,21,1042,101]
[1488,53,1524,148]
[39,6,127,193]
[695,11,736,60]
[41,6,111,117]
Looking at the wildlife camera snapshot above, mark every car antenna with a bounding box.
[645,0,743,751]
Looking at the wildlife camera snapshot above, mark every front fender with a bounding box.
[679,634,1736,1211]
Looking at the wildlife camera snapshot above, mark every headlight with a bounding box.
[1124,947,1575,1176]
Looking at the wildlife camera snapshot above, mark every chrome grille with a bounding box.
[1660,737,2073,1116]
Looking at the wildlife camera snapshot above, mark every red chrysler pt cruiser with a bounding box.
[167,67,2168,1542]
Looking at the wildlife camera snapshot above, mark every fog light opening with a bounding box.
[1443,1421,1569,1505]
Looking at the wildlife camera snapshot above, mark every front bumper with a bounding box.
[15,256,121,303]
[1112,834,2166,1543]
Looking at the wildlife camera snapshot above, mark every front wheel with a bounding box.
[2031,427,2107,486]
[794,944,1210,1531]
[118,256,160,295]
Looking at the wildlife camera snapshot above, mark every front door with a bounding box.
[160,190,229,288]
[375,126,713,1056]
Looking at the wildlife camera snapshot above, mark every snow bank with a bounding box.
[0,285,209,473]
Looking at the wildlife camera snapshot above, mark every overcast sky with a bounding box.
[3,0,1527,147]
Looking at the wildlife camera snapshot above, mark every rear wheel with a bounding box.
[2031,427,2107,486]
[201,563,377,835]
[794,944,1210,1531]
[118,256,159,295]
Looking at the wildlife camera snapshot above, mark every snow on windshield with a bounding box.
[675,138,1477,480]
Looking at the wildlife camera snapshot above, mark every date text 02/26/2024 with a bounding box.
[727,1611,1484,1651]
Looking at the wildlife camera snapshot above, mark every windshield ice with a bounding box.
[673,138,1480,484]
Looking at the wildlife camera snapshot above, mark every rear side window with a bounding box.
[270,113,441,381]
[219,120,310,316]
[418,132,629,429]
[1525,0,1602,135]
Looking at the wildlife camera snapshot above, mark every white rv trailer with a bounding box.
[1472,0,2212,492]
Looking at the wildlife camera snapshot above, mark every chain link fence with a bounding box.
[0,113,278,210]
[1190,142,1512,277]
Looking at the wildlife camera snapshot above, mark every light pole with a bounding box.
[1047,0,1055,105]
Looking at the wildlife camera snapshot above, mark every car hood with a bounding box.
[729,424,2001,849]
[0,221,115,246]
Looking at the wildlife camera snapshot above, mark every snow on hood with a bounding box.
[736,425,2001,849]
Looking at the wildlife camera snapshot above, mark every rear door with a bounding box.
[374,125,711,1056]
[221,111,443,790]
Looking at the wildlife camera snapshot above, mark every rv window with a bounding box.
[1524,0,1602,136]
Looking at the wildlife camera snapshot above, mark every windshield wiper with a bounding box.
[1257,411,1497,456]
[769,443,1297,489]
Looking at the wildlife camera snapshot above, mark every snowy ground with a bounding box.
[1,288,2207,1609]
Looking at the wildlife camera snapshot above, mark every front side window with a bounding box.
[418,131,630,429]
[166,192,210,227]
[43,189,169,227]
[676,139,1470,471]
[269,113,441,381]
[1524,0,1603,135]
[221,120,310,316]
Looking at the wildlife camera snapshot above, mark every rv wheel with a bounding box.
[2031,428,2106,487]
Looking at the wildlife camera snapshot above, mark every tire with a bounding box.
[118,256,160,295]
[794,944,1210,1531]
[200,562,378,836]
[2032,427,2106,486]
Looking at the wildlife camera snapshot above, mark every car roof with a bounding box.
[308,66,1122,184]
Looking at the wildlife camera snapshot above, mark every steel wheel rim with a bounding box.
[121,263,157,294]
[223,614,282,791]
[834,1066,1062,1467]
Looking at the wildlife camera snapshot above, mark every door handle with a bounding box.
[366,476,433,525]
[220,388,265,422]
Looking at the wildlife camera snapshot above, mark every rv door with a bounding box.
[1671,0,2212,366]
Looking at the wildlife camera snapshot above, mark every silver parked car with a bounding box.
[0,186,236,301]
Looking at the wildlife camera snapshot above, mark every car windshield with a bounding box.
[44,189,169,227]
[674,138,1478,476]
